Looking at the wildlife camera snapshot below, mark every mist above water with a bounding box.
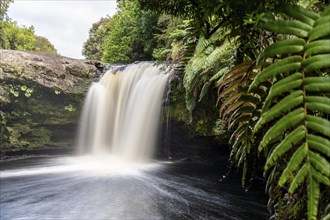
[77,62,169,162]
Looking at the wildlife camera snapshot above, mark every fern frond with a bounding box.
[183,32,236,113]
[265,126,305,170]
[258,108,304,150]
[278,143,307,186]
[255,5,330,220]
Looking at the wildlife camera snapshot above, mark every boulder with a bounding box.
[0,49,105,156]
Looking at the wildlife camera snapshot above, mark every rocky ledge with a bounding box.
[0,49,105,156]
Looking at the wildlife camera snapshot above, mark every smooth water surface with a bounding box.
[0,156,268,220]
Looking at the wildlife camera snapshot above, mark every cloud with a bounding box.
[7,0,117,59]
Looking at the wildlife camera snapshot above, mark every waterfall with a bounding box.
[77,62,170,162]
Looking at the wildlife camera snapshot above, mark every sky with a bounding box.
[7,0,118,59]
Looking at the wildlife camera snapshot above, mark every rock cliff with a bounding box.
[0,49,105,156]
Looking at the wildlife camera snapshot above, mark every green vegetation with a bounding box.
[83,0,329,219]
[83,0,161,63]
[82,0,184,64]
[1,0,327,218]
[0,0,57,53]
[180,3,329,220]
[253,7,330,219]
[82,17,112,61]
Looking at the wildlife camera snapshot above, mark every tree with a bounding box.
[101,0,159,64]
[0,0,13,20]
[34,36,57,54]
[0,19,57,54]
[0,21,36,50]
[101,13,132,63]
[82,17,112,60]
[0,0,57,53]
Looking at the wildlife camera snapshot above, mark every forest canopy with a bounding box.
[0,0,57,54]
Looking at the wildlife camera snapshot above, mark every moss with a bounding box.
[5,123,54,150]
[0,80,84,153]
[167,78,220,136]
[23,127,52,149]
[0,88,10,104]
[67,79,91,94]
[0,50,101,154]
[6,124,31,147]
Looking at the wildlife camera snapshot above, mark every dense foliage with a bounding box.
[55,0,330,218]
[82,17,112,61]
[83,0,163,64]
[0,0,13,20]
[252,6,330,219]
[136,1,329,219]
[0,0,57,54]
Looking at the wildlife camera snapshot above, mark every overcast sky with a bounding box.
[7,0,117,59]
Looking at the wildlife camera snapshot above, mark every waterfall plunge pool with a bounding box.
[0,156,268,220]
[0,63,268,219]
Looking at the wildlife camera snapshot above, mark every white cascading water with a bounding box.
[76,62,169,163]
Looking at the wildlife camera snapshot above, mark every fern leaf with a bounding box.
[255,5,330,220]
[195,36,210,53]
[218,80,242,99]
[222,101,244,118]
[306,115,330,137]
[258,38,305,63]
[303,55,330,73]
[232,106,256,116]
[303,76,330,92]
[265,125,305,170]
[311,15,329,28]
[305,40,330,57]
[185,95,196,114]
[283,5,318,26]
[309,151,330,177]
[219,92,242,114]
[312,170,330,186]
[198,82,211,102]
[278,143,307,186]
[258,108,304,150]
[309,17,330,41]
[307,134,330,157]
[307,175,319,220]
[263,73,302,109]
[306,96,330,114]
[320,5,330,16]
[259,20,311,37]
[217,62,252,90]
[229,115,252,130]
[289,163,309,193]
[210,67,229,82]
[237,95,260,104]
[250,56,302,89]
[229,123,248,143]
[255,90,303,133]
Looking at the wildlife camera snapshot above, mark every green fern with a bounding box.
[175,20,199,75]
[250,4,330,220]
[217,61,267,187]
[183,29,236,115]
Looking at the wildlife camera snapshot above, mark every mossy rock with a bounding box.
[0,49,105,154]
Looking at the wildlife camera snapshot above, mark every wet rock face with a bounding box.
[0,49,105,155]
